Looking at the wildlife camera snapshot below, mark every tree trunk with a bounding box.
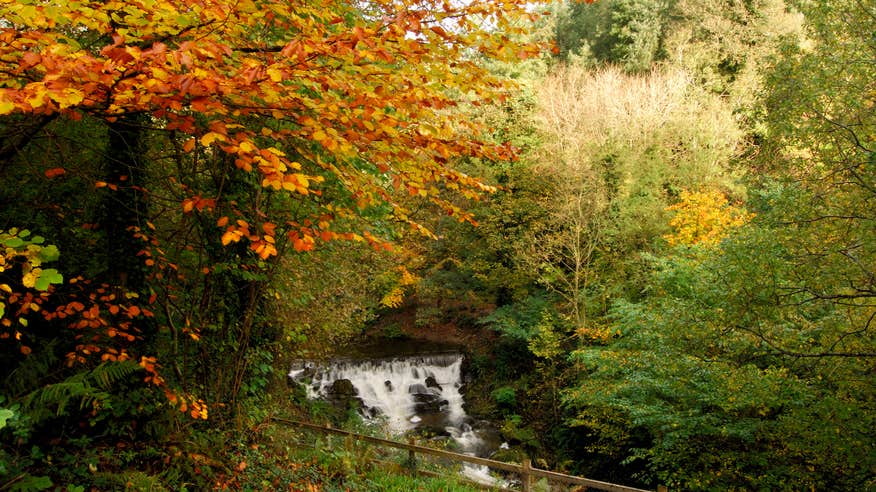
[100,114,148,291]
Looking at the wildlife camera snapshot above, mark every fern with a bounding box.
[89,360,141,390]
[22,361,142,423]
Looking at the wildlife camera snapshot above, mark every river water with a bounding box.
[288,347,504,485]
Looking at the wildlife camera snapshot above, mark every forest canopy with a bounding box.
[1,0,873,490]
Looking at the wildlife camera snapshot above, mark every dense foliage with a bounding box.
[413,0,873,490]
[0,0,873,490]
[434,0,876,490]
[0,0,553,488]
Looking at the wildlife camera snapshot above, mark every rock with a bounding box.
[414,397,449,414]
[408,383,430,395]
[329,378,357,397]
[407,382,448,413]
[425,375,442,391]
[326,378,363,412]
[365,407,381,418]
[287,361,317,381]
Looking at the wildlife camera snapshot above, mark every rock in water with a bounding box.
[425,375,442,391]
[327,378,363,411]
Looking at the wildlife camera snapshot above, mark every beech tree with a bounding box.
[0,0,574,487]
[0,0,560,435]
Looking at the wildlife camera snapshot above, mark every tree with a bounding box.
[555,0,802,100]
[522,65,741,330]
[0,0,559,486]
[661,0,801,99]
[564,1,876,488]
[556,0,670,72]
[664,189,752,247]
[0,0,549,396]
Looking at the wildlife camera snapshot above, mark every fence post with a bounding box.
[521,458,531,492]
[658,486,668,492]
[405,436,417,473]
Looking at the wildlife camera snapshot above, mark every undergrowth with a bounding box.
[1,383,493,491]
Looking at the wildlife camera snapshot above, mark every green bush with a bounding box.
[491,386,517,410]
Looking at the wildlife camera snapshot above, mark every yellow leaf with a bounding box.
[25,88,48,109]
[266,67,283,82]
[0,98,15,115]
[380,286,405,308]
[22,270,38,288]
[417,123,438,136]
[200,132,226,146]
[50,88,84,109]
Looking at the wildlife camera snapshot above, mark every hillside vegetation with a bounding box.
[1,0,873,490]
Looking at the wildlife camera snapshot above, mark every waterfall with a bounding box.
[293,353,465,432]
[289,353,504,485]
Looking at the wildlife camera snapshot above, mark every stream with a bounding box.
[288,342,505,485]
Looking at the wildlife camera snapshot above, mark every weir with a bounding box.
[289,352,503,484]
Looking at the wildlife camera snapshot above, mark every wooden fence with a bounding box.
[271,417,658,492]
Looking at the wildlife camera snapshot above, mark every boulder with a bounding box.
[408,383,447,414]
[425,375,442,391]
[326,378,363,411]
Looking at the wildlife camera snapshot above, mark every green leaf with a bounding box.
[38,245,60,262]
[3,237,24,248]
[176,14,195,27]
[0,408,13,429]
[33,269,63,291]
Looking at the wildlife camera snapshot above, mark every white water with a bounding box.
[289,353,504,485]
[296,353,466,431]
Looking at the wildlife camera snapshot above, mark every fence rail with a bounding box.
[271,417,656,492]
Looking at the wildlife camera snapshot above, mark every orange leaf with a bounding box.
[44,167,66,178]
[221,230,236,246]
